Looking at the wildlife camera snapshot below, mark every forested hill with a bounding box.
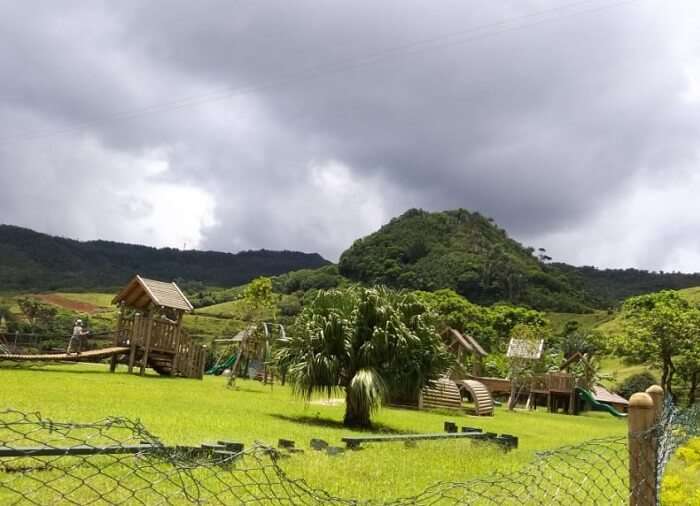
[0,225,329,291]
[338,209,700,311]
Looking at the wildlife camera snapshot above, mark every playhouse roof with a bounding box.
[443,328,487,357]
[112,275,193,312]
[593,385,630,406]
[506,338,544,359]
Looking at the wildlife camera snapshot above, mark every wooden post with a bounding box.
[127,313,140,374]
[173,311,183,374]
[628,392,657,506]
[199,345,207,379]
[139,315,153,376]
[646,385,664,423]
[228,350,243,387]
[110,303,124,373]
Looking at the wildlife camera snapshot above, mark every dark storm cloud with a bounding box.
[1,0,700,268]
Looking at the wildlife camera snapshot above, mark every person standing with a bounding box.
[67,319,87,355]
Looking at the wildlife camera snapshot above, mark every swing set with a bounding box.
[208,322,286,386]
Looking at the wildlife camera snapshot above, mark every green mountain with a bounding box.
[338,209,594,312]
[338,209,700,312]
[0,225,329,291]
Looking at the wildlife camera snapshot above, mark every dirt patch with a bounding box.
[35,294,101,314]
[309,398,345,406]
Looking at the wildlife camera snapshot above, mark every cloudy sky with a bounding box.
[1,0,700,271]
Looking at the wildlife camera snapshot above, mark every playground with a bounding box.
[0,362,627,501]
[0,281,696,503]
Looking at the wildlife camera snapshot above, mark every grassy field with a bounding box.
[545,310,614,335]
[0,363,629,501]
[599,357,658,388]
[195,298,247,317]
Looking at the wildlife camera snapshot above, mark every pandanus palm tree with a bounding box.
[275,287,451,428]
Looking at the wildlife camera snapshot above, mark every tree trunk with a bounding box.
[508,382,519,411]
[662,360,674,398]
[343,388,371,428]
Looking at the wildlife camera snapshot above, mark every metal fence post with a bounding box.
[628,392,656,506]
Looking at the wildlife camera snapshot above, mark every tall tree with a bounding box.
[619,291,700,398]
[275,287,451,427]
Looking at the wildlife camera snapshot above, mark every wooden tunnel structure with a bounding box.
[419,377,463,410]
[458,379,495,416]
[109,275,206,379]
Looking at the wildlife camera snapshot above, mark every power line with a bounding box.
[0,0,637,147]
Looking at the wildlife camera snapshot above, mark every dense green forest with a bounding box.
[552,263,700,306]
[0,225,328,291]
[338,209,700,311]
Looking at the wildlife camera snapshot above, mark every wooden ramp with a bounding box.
[459,379,495,416]
[1,347,130,362]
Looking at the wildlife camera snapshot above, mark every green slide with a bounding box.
[206,354,237,376]
[575,387,628,418]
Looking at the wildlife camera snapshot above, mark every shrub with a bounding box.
[615,371,657,399]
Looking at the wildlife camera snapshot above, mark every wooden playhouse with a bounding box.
[110,275,206,379]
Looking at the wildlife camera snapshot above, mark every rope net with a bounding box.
[0,403,697,505]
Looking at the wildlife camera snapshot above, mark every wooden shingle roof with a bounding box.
[112,275,193,312]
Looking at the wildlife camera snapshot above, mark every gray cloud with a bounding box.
[1,0,700,268]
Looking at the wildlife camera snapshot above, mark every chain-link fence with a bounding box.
[0,397,698,505]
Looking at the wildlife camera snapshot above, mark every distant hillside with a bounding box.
[0,225,329,291]
[338,208,700,312]
[551,264,700,307]
[576,285,700,337]
[338,209,595,312]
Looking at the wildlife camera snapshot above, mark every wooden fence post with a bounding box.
[645,385,664,423]
[628,392,657,506]
[139,315,153,377]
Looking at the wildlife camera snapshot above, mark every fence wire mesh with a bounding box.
[0,403,697,505]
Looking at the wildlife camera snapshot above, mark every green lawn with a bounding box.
[0,363,629,502]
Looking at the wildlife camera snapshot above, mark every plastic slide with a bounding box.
[206,354,237,376]
[575,387,628,418]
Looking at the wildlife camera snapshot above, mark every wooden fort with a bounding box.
[109,275,206,379]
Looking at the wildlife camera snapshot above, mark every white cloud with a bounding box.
[530,171,700,272]
[3,1,700,270]
[0,137,216,250]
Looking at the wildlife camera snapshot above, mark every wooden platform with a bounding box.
[0,347,130,362]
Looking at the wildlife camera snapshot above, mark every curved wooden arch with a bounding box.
[459,379,495,416]
[420,377,462,410]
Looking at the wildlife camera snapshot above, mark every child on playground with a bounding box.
[67,319,89,355]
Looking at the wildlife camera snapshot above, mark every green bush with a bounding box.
[614,371,657,399]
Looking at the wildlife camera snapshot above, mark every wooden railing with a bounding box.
[530,372,575,393]
[116,315,205,379]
